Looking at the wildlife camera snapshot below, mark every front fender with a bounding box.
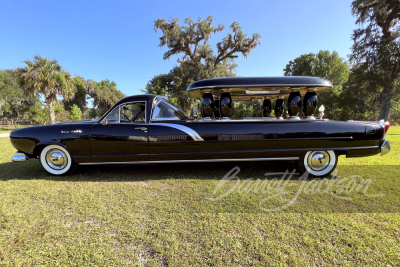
[10,137,38,155]
[10,123,93,157]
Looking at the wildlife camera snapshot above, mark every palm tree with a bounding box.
[17,56,76,124]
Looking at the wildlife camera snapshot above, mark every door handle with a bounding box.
[135,127,147,131]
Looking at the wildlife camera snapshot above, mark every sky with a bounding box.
[0,0,357,96]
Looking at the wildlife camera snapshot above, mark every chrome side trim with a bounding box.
[381,139,391,156]
[194,136,354,142]
[152,123,204,141]
[79,157,300,165]
[12,152,29,162]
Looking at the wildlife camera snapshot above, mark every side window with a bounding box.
[155,102,177,119]
[120,102,146,123]
[105,107,119,123]
[152,101,189,120]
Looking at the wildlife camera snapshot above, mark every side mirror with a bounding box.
[102,118,108,125]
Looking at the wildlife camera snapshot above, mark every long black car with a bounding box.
[10,77,391,177]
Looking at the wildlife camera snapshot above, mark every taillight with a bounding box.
[384,121,390,134]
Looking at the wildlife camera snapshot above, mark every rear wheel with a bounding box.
[39,145,76,175]
[297,150,337,177]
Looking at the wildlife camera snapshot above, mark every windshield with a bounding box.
[152,101,190,120]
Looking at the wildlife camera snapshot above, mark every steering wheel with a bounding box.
[121,113,132,122]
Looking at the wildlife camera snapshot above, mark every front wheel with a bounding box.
[40,145,76,176]
[297,150,337,178]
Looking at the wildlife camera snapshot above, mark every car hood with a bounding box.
[10,120,98,138]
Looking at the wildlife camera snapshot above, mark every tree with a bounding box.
[0,69,35,119]
[342,62,384,120]
[231,101,263,118]
[64,76,87,112]
[88,108,98,119]
[149,16,261,112]
[144,60,237,112]
[343,62,400,122]
[28,102,50,125]
[68,104,82,121]
[87,79,125,115]
[350,0,400,120]
[16,56,76,124]
[284,50,350,119]
[155,16,261,69]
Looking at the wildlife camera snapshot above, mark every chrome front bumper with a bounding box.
[12,152,30,162]
[381,139,391,156]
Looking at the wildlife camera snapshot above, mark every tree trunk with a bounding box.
[48,101,56,124]
[379,70,393,121]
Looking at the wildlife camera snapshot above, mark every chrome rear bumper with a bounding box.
[12,152,30,162]
[381,139,391,156]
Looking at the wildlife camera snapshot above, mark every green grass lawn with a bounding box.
[0,127,399,266]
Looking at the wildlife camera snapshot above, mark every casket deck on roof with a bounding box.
[187,76,333,100]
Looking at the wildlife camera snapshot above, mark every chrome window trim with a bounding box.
[150,96,168,120]
[101,101,147,124]
[118,105,121,123]
[151,102,161,120]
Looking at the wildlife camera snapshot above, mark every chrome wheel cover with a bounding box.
[46,149,68,170]
[307,151,330,171]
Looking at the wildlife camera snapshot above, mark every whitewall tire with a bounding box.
[40,145,76,175]
[298,150,337,177]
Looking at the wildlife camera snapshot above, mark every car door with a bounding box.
[148,100,205,161]
[149,120,272,161]
[147,100,271,161]
[90,101,149,162]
